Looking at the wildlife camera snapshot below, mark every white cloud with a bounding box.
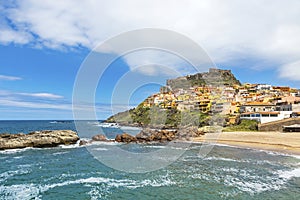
[1,0,300,78]
[0,28,32,44]
[279,60,300,81]
[0,99,71,110]
[122,50,198,76]
[18,92,63,99]
[0,89,130,116]
[0,90,64,99]
[0,75,22,81]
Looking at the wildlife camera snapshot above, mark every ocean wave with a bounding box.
[189,163,298,195]
[144,145,167,149]
[58,143,81,149]
[89,141,120,146]
[0,184,41,200]
[49,121,72,124]
[277,167,300,180]
[203,156,238,162]
[0,147,33,154]
[0,141,84,153]
[0,174,176,199]
[223,170,286,195]
[0,168,31,183]
[93,148,108,151]
[52,151,69,156]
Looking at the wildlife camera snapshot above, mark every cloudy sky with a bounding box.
[1,0,300,119]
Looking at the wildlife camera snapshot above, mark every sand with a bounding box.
[192,131,300,155]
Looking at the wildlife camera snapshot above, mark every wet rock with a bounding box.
[0,130,79,150]
[79,140,89,146]
[92,134,108,142]
[114,127,205,144]
[115,133,137,143]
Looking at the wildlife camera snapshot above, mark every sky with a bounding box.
[0,0,300,120]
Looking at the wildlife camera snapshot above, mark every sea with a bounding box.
[0,120,299,200]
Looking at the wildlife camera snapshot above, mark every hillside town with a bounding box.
[142,69,300,128]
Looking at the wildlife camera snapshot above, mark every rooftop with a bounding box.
[243,102,274,106]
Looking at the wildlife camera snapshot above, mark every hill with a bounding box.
[106,68,240,128]
[162,68,241,91]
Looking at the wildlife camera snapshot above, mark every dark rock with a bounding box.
[135,129,178,142]
[114,127,205,144]
[92,134,108,142]
[79,140,89,146]
[0,130,79,150]
[115,133,137,143]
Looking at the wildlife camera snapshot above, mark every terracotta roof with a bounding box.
[243,102,274,106]
[241,112,279,115]
[281,96,300,103]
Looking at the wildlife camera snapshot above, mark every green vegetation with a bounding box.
[106,103,210,128]
[107,69,242,128]
[223,119,259,132]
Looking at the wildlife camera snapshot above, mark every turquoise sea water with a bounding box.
[0,121,299,199]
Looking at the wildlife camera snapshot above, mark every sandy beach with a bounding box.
[193,131,300,155]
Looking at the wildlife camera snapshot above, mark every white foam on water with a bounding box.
[89,185,111,200]
[0,184,41,200]
[203,156,238,162]
[13,156,24,159]
[225,179,275,195]
[144,145,166,149]
[219,190,241,199]
[0,168,31,183]
[252,148,300,160]
[223,174,286,195]
[58,140,83,149]
[278,167,300,180]
[221,167,240,173]
[93,148,108,151]
[290,154,300,159]
[52,151,69,156]
[38,175,175,195]
[0,174,175,199]
[0,147,33,154]
[89,141,120,146]
[189,162,295,195]
[222,165,300,195]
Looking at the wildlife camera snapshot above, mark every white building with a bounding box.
[154,97,164,105]
[256,84,273,91]
[240,102,276,113]
[240,111,292,124]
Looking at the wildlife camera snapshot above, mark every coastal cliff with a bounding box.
[0,130,79,150]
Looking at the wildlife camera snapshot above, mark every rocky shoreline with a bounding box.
[0,130,79,150]
[0,128,205,150]
[80,127,205,145]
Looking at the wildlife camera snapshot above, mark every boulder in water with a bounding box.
[115,133,137,143]
[92,134,108,142]
[0,130,79,150]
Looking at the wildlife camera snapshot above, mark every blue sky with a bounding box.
[0,0,300,120]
